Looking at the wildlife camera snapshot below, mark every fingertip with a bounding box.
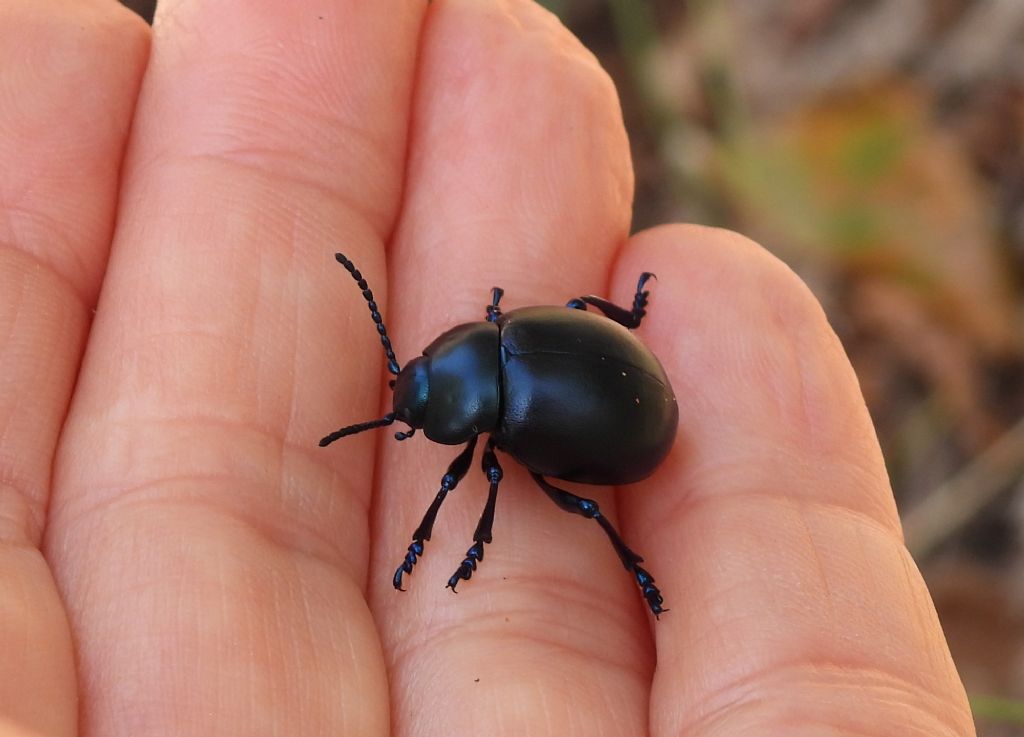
[397,0,633,300]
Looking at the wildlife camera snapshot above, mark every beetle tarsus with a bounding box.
[393,539,425,591]
[486,287,504,323]
[392,438,479,592]
[445,440,503,592]
[630,272,656,327]
[531,472,668,618]
[446,541,484,592]
[565,271,656,330]
[633,563,666,618]
[395,427,417,441]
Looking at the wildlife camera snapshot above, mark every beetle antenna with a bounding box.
[334,252,401,375]
[319,412,397,447]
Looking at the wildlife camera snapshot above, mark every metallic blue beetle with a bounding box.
[321,253,677,616]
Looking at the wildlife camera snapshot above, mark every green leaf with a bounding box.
[971,694,1024,725]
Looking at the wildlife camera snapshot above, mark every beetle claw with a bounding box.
[395,427,417,441]
[446,541,485,592]
[633,564,667,617]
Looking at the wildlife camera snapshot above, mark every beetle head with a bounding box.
[318,253,500,449]
[392,356,429,430]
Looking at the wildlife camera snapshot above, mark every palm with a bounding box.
[2,1,973,736]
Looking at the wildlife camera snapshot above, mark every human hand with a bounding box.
[1,0,975,735]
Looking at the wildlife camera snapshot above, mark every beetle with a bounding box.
[320,253,677,616]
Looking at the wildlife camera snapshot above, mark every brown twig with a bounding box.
[903,414,1024,561]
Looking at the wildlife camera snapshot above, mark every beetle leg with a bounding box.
[565,272,656,330]
[530,472,666,618]
[394,427,416,441]
[393,436,479,591]
[447,439,503,592]
[485,286,504,323]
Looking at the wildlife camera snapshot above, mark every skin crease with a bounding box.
[0,1,975,736]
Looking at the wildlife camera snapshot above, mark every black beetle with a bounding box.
[320,253,678,616]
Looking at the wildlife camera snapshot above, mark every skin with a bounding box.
[0,0,976,735]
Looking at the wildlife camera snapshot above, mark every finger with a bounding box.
[612,225,973,735]
[371,1,647,735]
[0,1,148,734]
[46,2,423,735]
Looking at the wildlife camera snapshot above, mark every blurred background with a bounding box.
[121,0,1024,732]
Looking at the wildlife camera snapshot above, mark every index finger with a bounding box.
[614,225,975,735]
